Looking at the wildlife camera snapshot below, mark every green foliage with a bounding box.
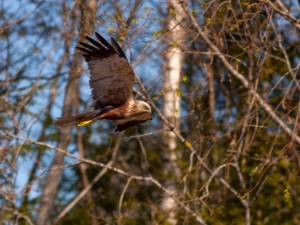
[152,30,162,37]
[2,0,300,224]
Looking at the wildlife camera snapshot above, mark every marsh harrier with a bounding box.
[53,32,152,132]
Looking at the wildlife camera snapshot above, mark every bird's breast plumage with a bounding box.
[98,100,137,120]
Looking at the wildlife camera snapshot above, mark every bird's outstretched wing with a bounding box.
[77,32,135,109]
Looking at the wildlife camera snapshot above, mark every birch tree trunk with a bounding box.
[161,0,185,224]
[36,1,96,224]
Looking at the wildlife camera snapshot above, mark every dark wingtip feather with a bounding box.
[110,37,127,60]
[77,32,128,61]
[85,36,107,51]
[79,42,100,52]
[76,46,90,54]
[95,32,112,49]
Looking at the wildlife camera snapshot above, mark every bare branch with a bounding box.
[179,0,300,145]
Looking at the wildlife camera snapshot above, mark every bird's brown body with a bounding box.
[53,33,152,132]
[98,100,137,119]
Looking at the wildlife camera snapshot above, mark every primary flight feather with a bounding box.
[53,32,152,132]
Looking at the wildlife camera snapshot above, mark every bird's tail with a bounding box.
[53,110,102,127]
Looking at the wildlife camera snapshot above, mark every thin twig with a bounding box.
[118,176,135,225]
[179,0,300,145]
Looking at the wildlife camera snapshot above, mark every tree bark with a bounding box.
[161,0,185,224]
[36,1,96,224]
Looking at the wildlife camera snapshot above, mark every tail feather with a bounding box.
[53,110,102,127]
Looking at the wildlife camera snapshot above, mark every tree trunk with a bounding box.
[36,1,96,224]
[161,0,185,224]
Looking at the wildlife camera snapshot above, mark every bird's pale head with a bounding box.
[136,100,151,114]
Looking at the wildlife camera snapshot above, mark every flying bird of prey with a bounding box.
[53,32,152,132]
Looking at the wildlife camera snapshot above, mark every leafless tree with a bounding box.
[1,0,300,224]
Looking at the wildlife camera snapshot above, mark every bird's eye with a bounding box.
[143,105,149,111]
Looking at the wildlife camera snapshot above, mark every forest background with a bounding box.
[1,0,300,224]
